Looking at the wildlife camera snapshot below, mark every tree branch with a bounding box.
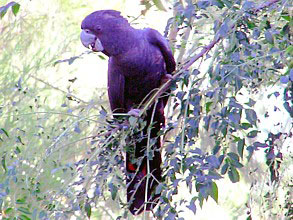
[139,0,282,115]
[253,0,280,13]
[31,75,89,104]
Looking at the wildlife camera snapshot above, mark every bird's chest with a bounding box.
[112,46,166,106]
[124,73,161,106]
[117,49,148,75]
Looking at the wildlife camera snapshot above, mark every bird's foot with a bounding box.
[128,108,141,117]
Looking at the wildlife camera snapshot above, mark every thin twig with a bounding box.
[31,75,89,104]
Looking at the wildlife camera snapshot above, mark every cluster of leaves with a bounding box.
[0,1,106,219]
[140,0,168,14]
[0,2,20,19]
[149,0,292,218]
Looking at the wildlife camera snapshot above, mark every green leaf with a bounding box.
[221,163,228,175]
[17,136,25,145]
[264,31,274,44]
[228,166,240,183]
[208,170,222,180]
[0,2,20,19]
[0,6,8,19]
[210,182,218,203]
[232,136,241,142]
[215,0,225,8]
[221,123,228,137]
[281,15,291,21]
[198,194,204,208]
[162,196,168,203]
[1,154,7,172]
[98,55,106,60]
[227,152,239,162]
[247,130,258,138]
[187,199,197,214]
[1,128,9,137]
[241,122,252,130]
[15,146,21,154]
[222,0,232,8]
[205,102,213,113]
[212,144,221,154]
[245,109,257,126]
[230,159,244,168]
[246,146,254,162]
[12,3,20,16]
[5,207,13,214]
[46,203,55,211]
[152,0,166,11]
[16,197,26,204]
[17,207,31,215]
[108,183,118,200]
[129,116,137,127]
[84,202,91,218]
[286,45,293,55]
[245,20,256,29]
[19,214,31,220]
[237,139,245,159]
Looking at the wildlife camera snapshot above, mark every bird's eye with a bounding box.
[95,25,102,32]
[85,29,90,33]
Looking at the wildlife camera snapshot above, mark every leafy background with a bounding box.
[0,0,292,219]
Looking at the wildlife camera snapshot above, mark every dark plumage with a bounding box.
[80,10,175,215]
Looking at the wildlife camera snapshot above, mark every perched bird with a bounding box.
[80,10,175,215]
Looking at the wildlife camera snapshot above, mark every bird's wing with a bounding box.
[107,58,125,113]
[146,28,176,74]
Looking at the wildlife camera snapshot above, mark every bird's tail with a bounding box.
[126,104,164,215]
[126,146,162,215]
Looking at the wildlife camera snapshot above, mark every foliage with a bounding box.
[0,0,292,220]
[0,2,20,19]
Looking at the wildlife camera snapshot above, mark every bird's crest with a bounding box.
[91,10,129,25]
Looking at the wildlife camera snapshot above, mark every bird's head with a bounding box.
[80,10,132,56]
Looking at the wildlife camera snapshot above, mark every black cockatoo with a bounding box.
[80,10,175,215]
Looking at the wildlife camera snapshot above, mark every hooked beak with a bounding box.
[80,30,104,52]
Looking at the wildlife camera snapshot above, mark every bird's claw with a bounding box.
[128,108,141,117]
[160,74,173,85]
